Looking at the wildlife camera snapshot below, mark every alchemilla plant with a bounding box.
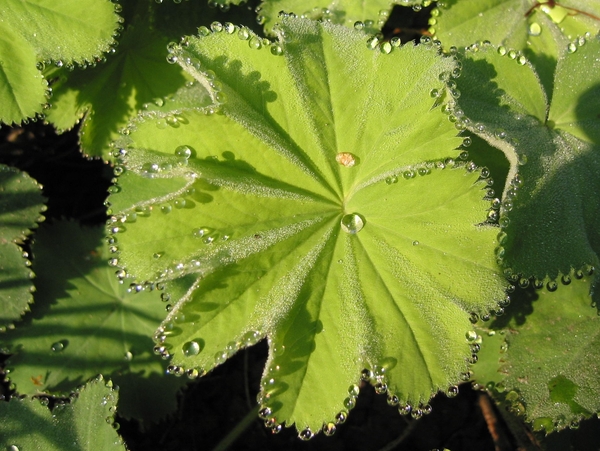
[0,0,599,450]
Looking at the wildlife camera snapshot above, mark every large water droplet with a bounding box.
[528,22,542,36]
[298,428,314,440]
[51,340,67,353]
[341,213,365,234]
[323,422,336,436]
[182,340,202,356]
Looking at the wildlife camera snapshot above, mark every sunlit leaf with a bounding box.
[108,17,506,433]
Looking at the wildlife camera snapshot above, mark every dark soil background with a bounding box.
[2,3,600,450]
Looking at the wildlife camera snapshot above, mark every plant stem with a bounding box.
[211,405,260,451]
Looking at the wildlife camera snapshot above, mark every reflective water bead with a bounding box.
[160,203,172,214]
[561,274,571,285]
[348,384,360,397]
[175,145,192,159]
[387,394,399,406]
[446,385,459,398]
[249,36,262,49]
[497,46,507,56]
[258,406,272,419]
[299,428,314,441]
[323,422,336,436]
[335,411,348,424]
[340,213,365,234]
[361,368,372,381]
[354,21,365,30]
[366,36,379,50]
[374,382,387,394]
[182,340,201,356]
[343,396,356,410]
[238,27,250,40]
[51,341,66,352]
[528,22,542,36]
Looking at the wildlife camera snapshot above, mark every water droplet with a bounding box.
[124,351,133,361]
[497,46,507,56]
[387,394,399,406]
[366,36,379,50]
[166,54,178,64]
[528,22,542,36]
[465,330,478,342]
[51,340,67,352]
[8,445,20,451]
[175,145,192,159]
[182,340,202,356]
[398,403,412,415]
[385,175,398,185]
[547,280,558,292]
[446,385,459,398]
[249,36,262,49]
[374,382,388,394]
[561,274,571,285]
[258,407,272,419]
[299,428,314,440]
[270,44,283,56]
[335,152,357,167]
[567,42,577,53]
[340,213,365,234]
[335,411,348,424]
[323,422,336,436]
[343,396,356,410]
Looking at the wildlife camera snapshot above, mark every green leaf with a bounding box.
[0,165,45,332]
[432,0,600,94]
[0,23,48,125]
[0,375,126,451]
[108,18,506,433]
[480,272,600,431]
[0,0,120,65]
[454,40,600,289]
[45,16,193,160]
[0,220,187,424]
[258,0,422,35]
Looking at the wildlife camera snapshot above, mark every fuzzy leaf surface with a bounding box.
[455,41,600,294]
[0,375,125,451]
[0,165,45,331]
[0,23,47,125]
[432,0,600,93]
[108,18,505,432]
[0,221,187,424]
[0,0,119,64]
[479,273,599,431]
[45,16,192,160]
[258,0,421,34]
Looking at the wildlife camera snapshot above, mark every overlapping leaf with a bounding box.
[0,221,187,423]
[258,0,422,35]
[0,375,126,451]
[473,272,599,432]
[45,13,192,160]
[432,0,600,93]
[0,0,120,124]
[107,17,506,434]
[0,165,45,332]
[454,39,600,300]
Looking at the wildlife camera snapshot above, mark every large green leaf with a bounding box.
[0,221,187,424]
[108,17,506,435]
[0,165,45,332]
[454,40,600,296]
[0,375,126,451]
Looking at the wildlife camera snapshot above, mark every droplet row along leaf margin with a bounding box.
[107,17,507,434]
[454,39,600,300]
